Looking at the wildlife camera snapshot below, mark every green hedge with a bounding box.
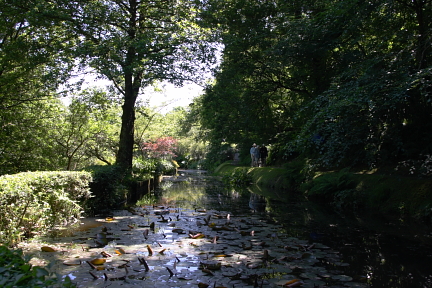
[0,171,92,245]
[84,165,129,215]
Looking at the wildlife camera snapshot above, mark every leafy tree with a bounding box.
[0,0,76,175]
[44,0,216,171]
[0,0,73,107]
[0,97,66,175]
[54,88,121,170]
[197,0,432,171]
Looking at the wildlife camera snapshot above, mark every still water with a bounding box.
[149,170,432,287]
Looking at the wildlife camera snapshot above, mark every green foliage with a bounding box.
[83,165,130,215]
[55,0,215,170]
[132,158,157,180]
[155,159,177,176]
[135,193,158,207]
[282,159,310,192]
[0,171,92,245]
[201,143,237,172]
[0,98,68,175]
[0,245,75,288]
[197,0,432,172]
[221,168,253,187]
[301,169,362,210]
[54,88,121,170]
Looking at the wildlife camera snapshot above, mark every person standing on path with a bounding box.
[254,145,260,167]
[259,144,268,167]
[250,143,257,167]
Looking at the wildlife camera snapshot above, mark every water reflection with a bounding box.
[248,193,267,212]
[148,171,432,288]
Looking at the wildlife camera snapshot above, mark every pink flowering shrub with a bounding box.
[140,137,178,159]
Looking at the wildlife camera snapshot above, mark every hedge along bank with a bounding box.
[0,171,92,246]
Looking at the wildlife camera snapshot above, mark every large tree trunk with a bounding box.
[116,72,139,171]
[115,0,141,171]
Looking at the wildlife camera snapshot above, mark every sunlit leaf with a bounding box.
[90,258,106,265]
[41,246,56,252]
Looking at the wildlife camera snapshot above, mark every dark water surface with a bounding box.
[153,170,432,287]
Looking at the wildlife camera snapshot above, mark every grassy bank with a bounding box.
[214,161,432,222]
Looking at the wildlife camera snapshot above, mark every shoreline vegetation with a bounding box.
[213,161,432,224]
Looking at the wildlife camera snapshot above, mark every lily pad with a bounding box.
[332,274,353,282]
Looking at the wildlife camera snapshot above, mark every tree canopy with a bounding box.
[192,0,432,171]
[1,0,432,175]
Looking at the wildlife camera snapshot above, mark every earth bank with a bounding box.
[213,161,432,222]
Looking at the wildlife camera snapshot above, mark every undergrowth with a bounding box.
[221,168,253,187]
[0,245,75,287]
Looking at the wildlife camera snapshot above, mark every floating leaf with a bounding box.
[190,233,205,239]
[213,254,231,258]
[115,248,126,255]
[299,272,320,280]
[283,279,301,286]
[172,228,184,234]
[105,217,114,222]
[41,246,56,252]
[201,260,221,270]
[96,232,107,239]
[332,275,353,282]
[198,283,209,288]
[90,258,106,265]
[63,260,81,266]
[201,268,214,275]
[147,244,153,256]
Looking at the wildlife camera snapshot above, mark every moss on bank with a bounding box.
[214,161,432,221]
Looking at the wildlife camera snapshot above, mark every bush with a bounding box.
[83,165,129,215]
[132,158,157,180]
[0,245,75,287]
[301,168,362,210]
[0,171,92,245]
[155,159,177,175]
[221,168,253,187]
[282,158,310,191]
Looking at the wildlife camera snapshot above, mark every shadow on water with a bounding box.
[152,170,432,288]
[248,184,432,288]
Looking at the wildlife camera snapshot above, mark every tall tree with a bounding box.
[0,0,76,175]
[46,0,215,171]
[198,0,432,169]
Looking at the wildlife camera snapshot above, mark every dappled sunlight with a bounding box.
[19,204,361,288]
[18,170,432,287]
[16,174,368,287]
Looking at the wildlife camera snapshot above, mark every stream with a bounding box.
[158,169,432,287]
[22,169,432,287]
